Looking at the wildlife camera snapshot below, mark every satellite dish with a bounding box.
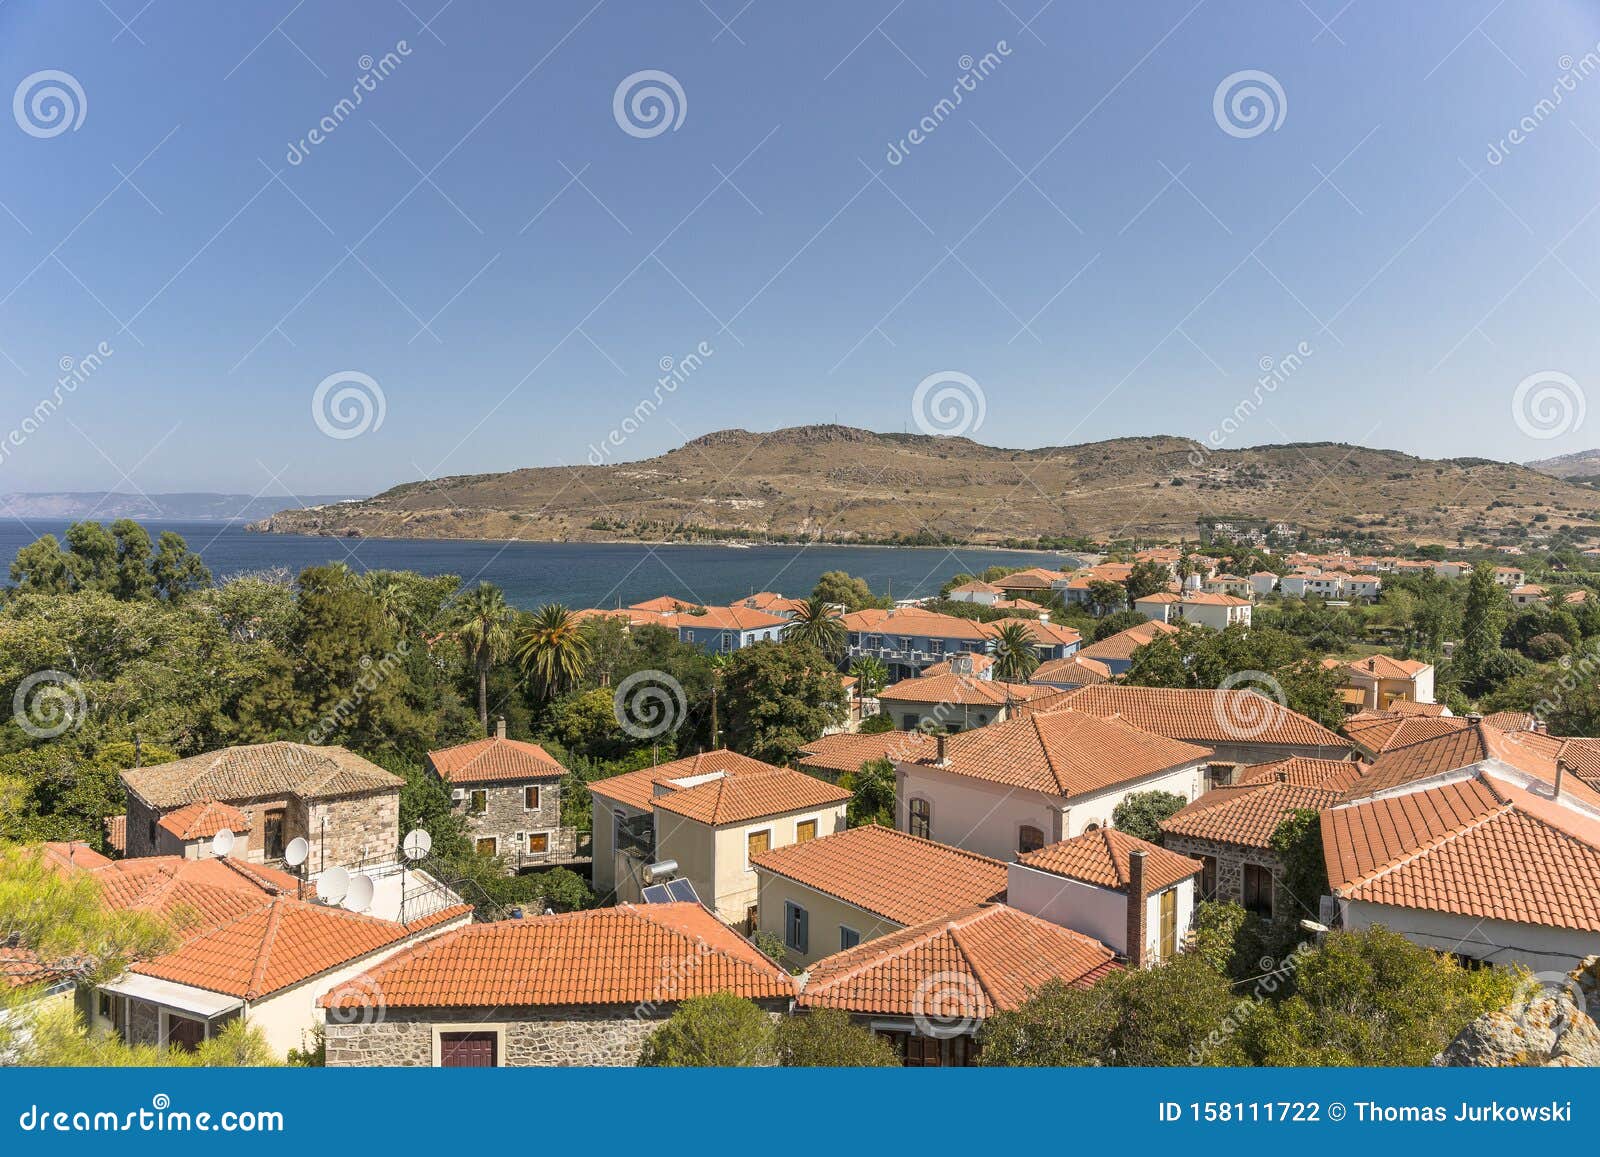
[316,866,350,905]
[210,829,235,858]
[284,837,309,868]
[343,874,374,912]
[401,829,433,861]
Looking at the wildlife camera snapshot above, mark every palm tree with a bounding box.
[364,572,414,631]
[783,595,846,658]
[848,656,888,699]
[708,653,729,750]
[514,603,591,701]
[992,622,1040,683]
[453,582,514,733]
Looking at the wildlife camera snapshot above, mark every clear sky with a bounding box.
[2,0,1599,498]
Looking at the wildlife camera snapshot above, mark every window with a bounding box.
[98,992,112,1019]
[523,785,541,810]
[746,828,771,865]
[901,714,921,731]
[840,926,860,950]
[719,631,734,653]
[525,831,549,855]
[1199,855,1217,899]
[795,819,818,843]
[908,798,931,840]
[147,818,157,846]
[263,808,286,860]
[468,790,487,815]
[1159,887,1178,961]
[745,904,759,934]
[784,901,809,954]
[898,636,912,652]
[929,639,944,655]
[476,836,498,857]
[1017,824,1045,854]
[1242,864,1274,916]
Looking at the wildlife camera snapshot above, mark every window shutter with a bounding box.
[796,905,808,954]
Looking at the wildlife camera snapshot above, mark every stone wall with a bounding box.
[123,796,163,858]
[304,789,400,872]
[457,777,564,863]
[1163,833,1292,918]
[325,1005,665,1067]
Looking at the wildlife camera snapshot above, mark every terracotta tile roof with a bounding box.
[653,766,850,826]
[795,731,937,776]
[40,841,112,870]
[992,567,1069,590]
[1055,685,1351,750]
[1031,656,1111,685]
[920,652,995,677]
[1341,654,1432,680]
[49,853,301,940]
[133,898,471,999]
[157,800,251,841]
[1324,772,1600,933]
[1481,711,1535,732]
[797,904,1117,1016]
[319,903,794,1009]
[627,596,702,614]
[1016,829,1201,894]
[668,606,788,631]
[1342,712,1468,756]
[103,814,126,856]
[988,616,1082,648]
[120,742,401,809]
[427,736,567,785]
[587,749,789,811]
[1339,722,1600,811]
[878,672,1059,707]
[752,825,1007,925]
[841,607,997,642]
[736,591,806,615]
[1076,619,1179,662]
[1176,591,1252,607]
[915,709,1211,798]
[571,607,650,627]
[0,945,65,991]
[949,580,1004,594]
[1163,761,1370,850]
[1388,699,1449,717]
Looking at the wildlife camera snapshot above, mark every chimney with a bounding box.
[1276,768,1289,783]
[1465,713,1482,725]
[935,734,948,766]
[494,716,507,740]
[1126,849,1148,969]
[1556,757,1568,801]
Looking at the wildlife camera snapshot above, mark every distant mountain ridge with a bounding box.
[0,492,364,522]
[1527,449,1600,482]
[247,425,1600,545]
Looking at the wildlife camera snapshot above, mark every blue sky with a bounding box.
[1,0,1599,497]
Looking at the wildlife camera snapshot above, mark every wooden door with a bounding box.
[166,1015,206,1053]
[439,1031,497,1067]
[1159,887,1178,961]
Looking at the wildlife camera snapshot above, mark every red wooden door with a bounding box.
[439,1031,497,1067]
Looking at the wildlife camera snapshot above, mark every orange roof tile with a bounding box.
[752,825,1007,926]
[588,749,790,811]
[627,596,702,614]
[120,741,401,809]
[797,904,1117,1016]
[1055,685,1351,750]
[653,766,850,826]
[320,903,794,1009]
[427,736,567,785]
[795,731,938,777]
[668,606,788,631]
[1323,772,1600,933]
[1075,620,1179,663]
[1031,655,1111,685]
[877,672,1060,707]
[921,652,995,677]
[914,709,1211,798]
[1016,829,1201,894]
[1163,762,1369,850]
[841,607,997,642]
[157,800,251,841]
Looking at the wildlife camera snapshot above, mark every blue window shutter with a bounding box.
[797,905,808,954]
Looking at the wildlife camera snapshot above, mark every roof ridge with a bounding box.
[806,905,990,993]
[1340,792,1512,896]
[943,913,1000,1013]
[246,900,287,998]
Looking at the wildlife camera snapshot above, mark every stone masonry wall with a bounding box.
[458,778,564,862]
[325,1005,665,1067]
[1163,834,1291,916]
[304,789,400,872]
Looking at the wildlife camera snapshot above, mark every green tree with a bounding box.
[776,1008,898,1066]
[1111,790,1188,843]
[783,595,847,659]
[454,582,515,733]
[636,993,778,1066]
[514,604,591,702]
[1268,809,1328,929]
[842,757,895,828]
[150,530,212,600]
[1124,559,1172,602]
[9,534,72,593]
[721,642,846,764]
[1086,579,1127,617]
[63,521,118,592]
[848,656,888,698]
[992,622,1040,682]
[1091,609,1149,641]
[811,571,879,611]
[1454,562,1510,698]
[108,520,156,600]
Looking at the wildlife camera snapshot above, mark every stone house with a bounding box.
[1160,757,1369,923]
[588,750,850,925]
[320,903,794,1067]
[427,725,578,868]
[120,741,402,874]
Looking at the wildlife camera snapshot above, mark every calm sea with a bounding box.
[0,520,1052,610]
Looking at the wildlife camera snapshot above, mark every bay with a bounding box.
[0,520,1053,610]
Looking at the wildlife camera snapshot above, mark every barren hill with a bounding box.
[250,426,1600,545]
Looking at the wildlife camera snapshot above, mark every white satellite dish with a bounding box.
[401,829,433,861]
[343,874,375,913]
[284,837,309,868]
[210,828,236,858]
[316,865,350,905]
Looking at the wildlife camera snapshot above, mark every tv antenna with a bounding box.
[316,865,350,906]
[210,828,235,858]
